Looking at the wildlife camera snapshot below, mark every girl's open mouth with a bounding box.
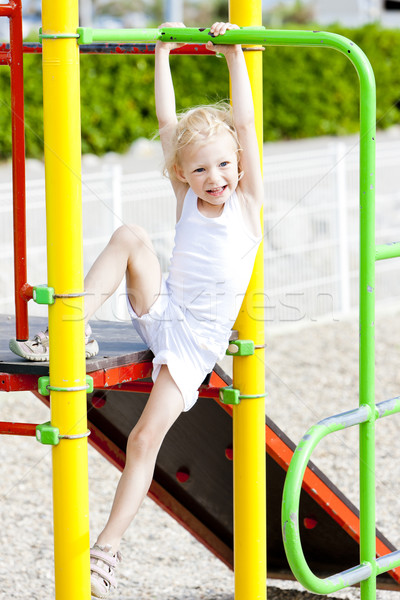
[207,185,227,196]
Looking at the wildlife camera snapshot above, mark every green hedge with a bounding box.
[1,23,399,159]
[262,23,400,139]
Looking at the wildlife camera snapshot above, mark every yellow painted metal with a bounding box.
[42,1,90,598]
[229,0,266,598]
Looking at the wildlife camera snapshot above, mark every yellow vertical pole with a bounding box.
[229,0,266,599]
[42,1,90,599]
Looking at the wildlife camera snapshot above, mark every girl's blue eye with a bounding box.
[194,167,205,173]
[220,161,228,167]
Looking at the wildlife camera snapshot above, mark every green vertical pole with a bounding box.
[271,31,376,600]
[358,45,377,600]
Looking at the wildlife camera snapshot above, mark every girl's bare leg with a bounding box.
[86,225,183,551]
[84,223,162,323]
[95,365,184,552]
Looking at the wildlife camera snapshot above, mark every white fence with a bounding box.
[1,138,400,327]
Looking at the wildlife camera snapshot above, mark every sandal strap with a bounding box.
[34,330,49,344]
[90,563,118,588]
[85,324,92,343]
[90,547,119,568]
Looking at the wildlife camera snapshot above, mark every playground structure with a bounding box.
[1,0,400,599]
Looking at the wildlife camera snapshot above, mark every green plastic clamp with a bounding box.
[38,375,94,396]
[33,285,55,305]
[226,339,255,356]
[220,386,241,405]
[219,385,266,406]
[36,421,60,445]
[35,422,91,445]
[76,27,93,44]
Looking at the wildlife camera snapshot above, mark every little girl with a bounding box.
[11,21,263,598]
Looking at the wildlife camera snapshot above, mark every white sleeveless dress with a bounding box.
[128,187,261,411]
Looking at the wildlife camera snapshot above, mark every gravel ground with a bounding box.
[1,306,400,600]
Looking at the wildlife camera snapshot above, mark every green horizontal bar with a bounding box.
[376,550,400,576]
[375,242,400,261]
[76,27,363,61]
[77,27,160,44]
[158,27,360,54]
[375,395,400,419]
[159,26,267,45]
[77,26,270,45]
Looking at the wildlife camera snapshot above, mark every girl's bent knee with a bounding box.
[111,224,151,251]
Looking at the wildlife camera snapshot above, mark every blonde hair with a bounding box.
[163,103,242,180]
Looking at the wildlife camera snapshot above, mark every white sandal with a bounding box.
[9,324,99,361]
[90,544,122,599]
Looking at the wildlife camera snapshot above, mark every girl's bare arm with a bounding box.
[155,23,188,202]
[207,23,264,210]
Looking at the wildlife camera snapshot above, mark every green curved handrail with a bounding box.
[282,397,400,593]
[282,405,372,593]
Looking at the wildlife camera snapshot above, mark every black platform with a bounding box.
[0,314,152,375]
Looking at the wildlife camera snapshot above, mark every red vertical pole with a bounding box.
[9,0,29,340]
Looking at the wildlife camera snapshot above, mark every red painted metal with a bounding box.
[8,0,29,341]
[0,4,13,17]
[114,380,153,393]
[0,367,220,394]
[0,363,221,401]
[115,379,222,396]
[0,421,37,436]
[0,360,153,393]
[0,52,11,65]
[20,283,34,300]
[0,371,40,392]
[90,360,153,388]
[16,42,215,56]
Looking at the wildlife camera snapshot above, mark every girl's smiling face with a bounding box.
[175,130,240,213]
